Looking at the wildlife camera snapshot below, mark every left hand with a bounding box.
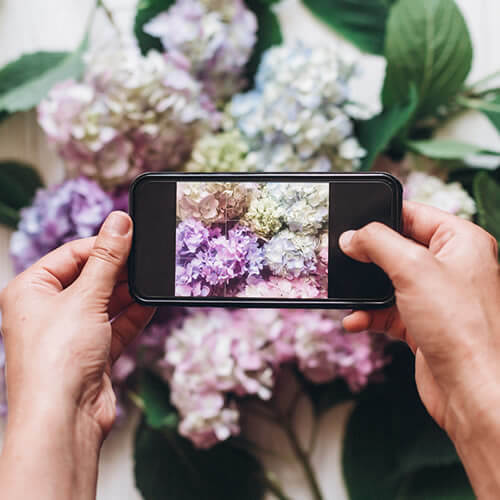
[0,211,155,443]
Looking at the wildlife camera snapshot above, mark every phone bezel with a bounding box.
[128,172,402,309]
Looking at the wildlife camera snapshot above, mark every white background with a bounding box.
[0,1,499,498]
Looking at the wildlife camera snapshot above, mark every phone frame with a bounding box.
[129,172,402,309]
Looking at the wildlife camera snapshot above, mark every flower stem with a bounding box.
[264,472,293,500]
[97,0,120,33]
[281,418,324,500]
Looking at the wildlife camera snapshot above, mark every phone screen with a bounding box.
[130,173,402,308]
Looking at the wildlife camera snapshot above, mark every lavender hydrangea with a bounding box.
[264,229,318,278]
[175,220,264,296]
[10,177,114,273]
[161,308,389,447]
[229,43,366,172]
[144,0,257,102]
[38,46,218,188]
[0,315,6,417]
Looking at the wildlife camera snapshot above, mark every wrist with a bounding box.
[2,397,102,500]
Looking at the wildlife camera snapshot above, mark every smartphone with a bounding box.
[129,172,402,309]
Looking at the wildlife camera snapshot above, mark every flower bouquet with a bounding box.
[0,0,499,498]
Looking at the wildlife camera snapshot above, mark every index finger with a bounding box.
[403,201,460,246]
[25,237,96,291]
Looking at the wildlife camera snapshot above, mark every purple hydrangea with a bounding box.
[144,0,257,102]
[175,220,264,296]
[10,177,114,273]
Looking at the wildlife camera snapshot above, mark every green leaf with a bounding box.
[480,94,500,133]
[357,86,418,170]
[0,37,88,114]
[396,465,474,500]
[0,200,20,229]
[244,0,283,85]
[407,139,500,160]
[474,171,500,243]
[134,420,267,500]
[139,370,178,430]
[302,0,396,55]
[343,344,462,500]
[304,377,354,416]
[382,0,473,119]
[134,0,174,55]
[0,162,43,229]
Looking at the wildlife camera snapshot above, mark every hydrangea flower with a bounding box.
[175,221,264,296]
[266,183,329,234]
[162,308,389,447]
[404,171,476,219]
[177,182,255,224]
[238,276,326,299]
[242,192,284,238]
[38,46,217,188]
[186,129,254,172]
[264,229,318,278]
[0,313,6,417]
[229,42,366,172]
[144,0,257,102]
[10,177,114,273]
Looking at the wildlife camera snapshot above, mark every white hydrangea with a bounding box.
[264,229,319,278]
[405,172,476,220]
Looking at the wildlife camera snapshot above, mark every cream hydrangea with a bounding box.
[177,181,256,223]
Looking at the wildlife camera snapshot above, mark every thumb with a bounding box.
[339,222,435,289]
[78,211,132,299]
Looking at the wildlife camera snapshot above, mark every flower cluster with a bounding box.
[144,0,257,102]
[264,230,318,278]
[0,322,6,417]
[38,46,217,188]
[175,219,264,296]
[404,171,476,219]
[186,129,254,172]
[176,182,328,297]
[228,43,366,172]
[177,181,256,224]
[162,308,388,447]
[10,177,114,273]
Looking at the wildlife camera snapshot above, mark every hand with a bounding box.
[0,211,155,500]
[339,201,500,498]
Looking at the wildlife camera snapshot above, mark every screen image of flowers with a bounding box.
[175,182,329,298]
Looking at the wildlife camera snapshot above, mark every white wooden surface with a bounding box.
[0,1,499,499]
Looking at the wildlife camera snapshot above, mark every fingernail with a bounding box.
[339,230,355,248]
[103,211,131,236]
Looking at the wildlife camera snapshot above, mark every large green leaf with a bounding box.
[134,420,267,500]
[382,0,473,119]
[0,37,87,114]
[0,162,43,229]
[134,0,174,55]
[357,86,418,170]
[343,344,466,500]
[480,94,500,134]
[407,138,500,160]
[139,370,178,430]
[244,0,283,85]
[396,465,474,500]
[302,0,396,55]
[474,171,500,243]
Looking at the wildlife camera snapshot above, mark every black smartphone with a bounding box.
[129,172,402,309]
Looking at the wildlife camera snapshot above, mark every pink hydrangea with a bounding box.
[160,308,389,448]
[238,276,326,299]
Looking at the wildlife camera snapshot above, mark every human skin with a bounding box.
[0,211,155,500]
[340,201,500,500]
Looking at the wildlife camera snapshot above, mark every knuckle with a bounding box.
[90,244,123,268]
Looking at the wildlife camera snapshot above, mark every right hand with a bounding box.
[339,201,500,456]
